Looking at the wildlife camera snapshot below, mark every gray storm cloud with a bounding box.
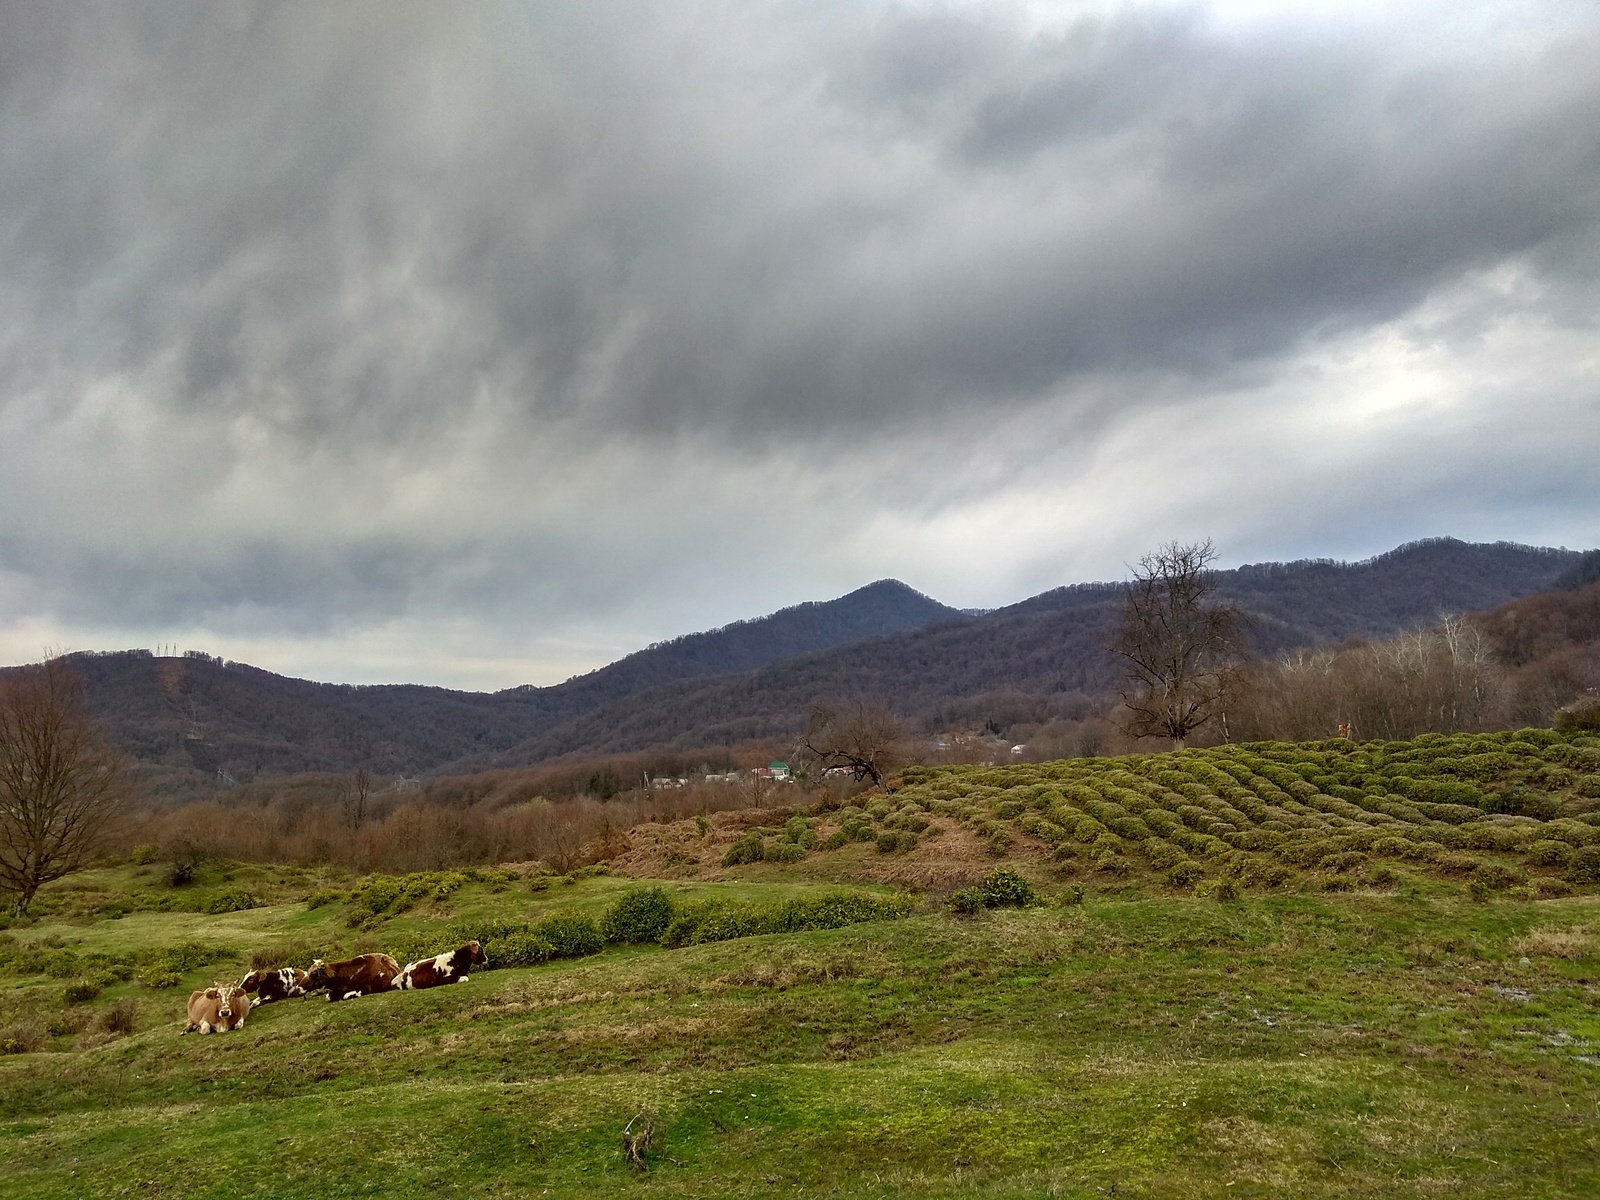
[0,0,1596,684]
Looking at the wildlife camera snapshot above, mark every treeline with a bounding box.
[1229,576,1600,743]
[127,747,787,875]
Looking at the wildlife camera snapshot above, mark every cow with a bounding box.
[395,941,486,991]
[183,984,249,1034]
[238,965,310,1008]
[305,952,401,1001]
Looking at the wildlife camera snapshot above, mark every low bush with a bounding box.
[1195,878,1239,901]
[663,890,915,948]
[1055,883,1086,906]
[63,978,103,1004]
[979,867,1037,908]
[137,965,181,989]
[129,844,159,865]
[722,834,764,867]
[1566,845,1600,884]
[948,887,986,915]
[1165,862,1204,888]
[1473,861,1526,891]
[305,889,346,909]
[530,910,604,959]
[193,888,260,915]
[1319,851,1367,873]
[601,887,676,944]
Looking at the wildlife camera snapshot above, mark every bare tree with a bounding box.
[338,766,373,830]
[1111,540,1244,749]
[798,697,903,790]
[0,659,132,916]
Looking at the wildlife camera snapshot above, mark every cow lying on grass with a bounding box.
[238,966,309,1008]
[183,984,248,1034]
[306,952,402,1001]
[395,941,486,990]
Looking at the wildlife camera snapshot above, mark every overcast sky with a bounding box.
[1,0,1596,690]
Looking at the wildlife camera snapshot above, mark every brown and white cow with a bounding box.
[238,966,310,1008]
[183,984,249,1034]
[395,941,487,991]
[306,952,401,1001]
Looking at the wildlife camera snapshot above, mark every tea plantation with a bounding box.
[0,729,1596,1198]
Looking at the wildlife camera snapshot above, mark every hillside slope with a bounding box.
[29,537,1585,791]
[471,538,1583,764]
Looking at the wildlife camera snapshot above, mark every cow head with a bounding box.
[306,959,328,988]
[463,940,486,968]
[239,969,264,993]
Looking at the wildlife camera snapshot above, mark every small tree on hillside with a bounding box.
[798,697,903,790]
[1111,540,1244,749]
[0,658,132,916]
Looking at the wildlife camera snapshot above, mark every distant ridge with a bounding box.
[21,537,1589,797]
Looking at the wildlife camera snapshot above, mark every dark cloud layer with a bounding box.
[0,1,1596,686]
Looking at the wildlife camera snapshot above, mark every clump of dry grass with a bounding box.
[1508,926,1596,959]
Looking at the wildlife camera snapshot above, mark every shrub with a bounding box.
[130,844,159,865]
[1322,875,1356,893]
[663,891,915,948]
[601,887,676,944]
[346,871,470,926]
[1467,879,1494,904]
[1473,862,1526,891]
[763,842,806,863]
[1195,878,1238,901]
[948,887,986,915]
[722,834,764,867]
[101,999,137,1035]
[1320,851,1367,873]
[1554,696,1600,733]
[1094,853,1131,876]
[979,867,1037,909]
[138,965,181,989]
[1566,845,1600,884]
[305,889,345,909]
[1055,883,1086,906]
[1527,840,1574,868]
[63,978,103,1004]
[194,888,259,915]
[531,910,604,959]
[1165,862,1204,888]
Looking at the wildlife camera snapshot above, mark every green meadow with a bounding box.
[3,732,1600,1197]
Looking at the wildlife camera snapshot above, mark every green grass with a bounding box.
[2,732,1599,1196]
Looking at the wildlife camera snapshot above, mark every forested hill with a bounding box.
[463,538,1584,767]
[48,578,966,797]
[515,579,964,713]
[33,537,1585,795]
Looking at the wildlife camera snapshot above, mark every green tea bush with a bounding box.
[1319,851,1368,873]
[1472,862,1525,891]
[763,842,806,863]
[138,965,181,989]
[722,834,764,867]
[1055,883,1086,905]
[306,888,345,909]
[1195,878,1238,901]
[601,887,676,944]
[1166,862,1204,887]
[130,844,159,865]
[531,910,604,959]
[62,978,103,1004]
[948,887,986,915]
[346,871,470,926]
[193,888,260,915]
[1566,845,1600,884]
[664,891,915,948]
[1526,840,1573,868]
[979,867,1037,908]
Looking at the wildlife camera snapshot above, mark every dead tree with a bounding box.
[799,697,903,791]
[1111,540,1243,749]
[0,659,132,916]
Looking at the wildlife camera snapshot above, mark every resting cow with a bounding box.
[395,941,486,990]
[239,966,310,1008]
[183,984,248,1034]
[306,952,401,1001]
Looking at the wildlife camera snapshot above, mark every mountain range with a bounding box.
[31,537,1588,797]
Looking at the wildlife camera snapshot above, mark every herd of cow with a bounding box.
[181,940,487,1034]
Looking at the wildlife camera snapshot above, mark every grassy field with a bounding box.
[2,731,1599,1197]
